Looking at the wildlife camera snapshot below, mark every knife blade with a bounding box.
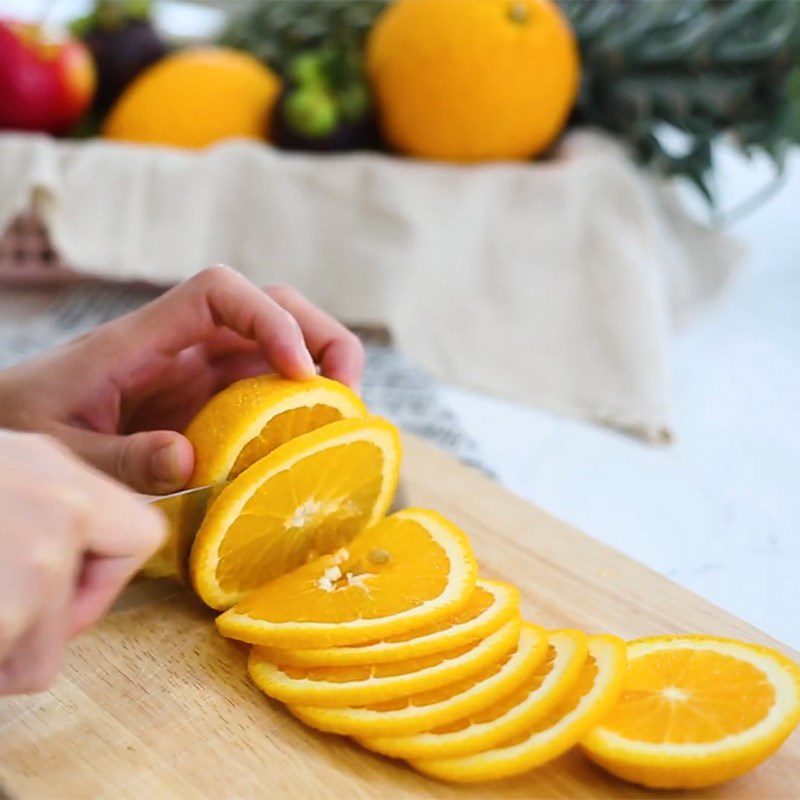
[141,482,229,583]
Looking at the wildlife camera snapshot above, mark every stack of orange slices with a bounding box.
[180,375,800,788]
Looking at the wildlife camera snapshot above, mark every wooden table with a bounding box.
[2,434,798,798]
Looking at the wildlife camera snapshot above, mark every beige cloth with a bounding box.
[0,131,740,441]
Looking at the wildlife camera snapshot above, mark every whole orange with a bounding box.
[104,47,280,149]
[367,0,580,162]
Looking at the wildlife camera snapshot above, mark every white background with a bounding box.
[445,146,800,649]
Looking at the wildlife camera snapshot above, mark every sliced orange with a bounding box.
[185,375,366,486]
[582,635,800,789]
[217,508,477,646]
[361,628,588,760]
[262,580,519,667]
[412,634,627,783]
[292,622,546,737]
[250,618,521,708]
[189,417,400,609]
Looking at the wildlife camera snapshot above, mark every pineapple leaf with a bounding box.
[563,0,800,206]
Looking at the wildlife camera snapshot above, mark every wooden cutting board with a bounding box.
[2,433,798,799]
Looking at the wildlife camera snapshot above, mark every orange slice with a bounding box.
[189,417,400,609]
[217,508,477,646]
[412,634,627,783]
[582,635,800,789]
[292,622,546,737]
[262,580,519,667]
[361,628,588,760]
[250,618,521,708]
[185,375,366,485]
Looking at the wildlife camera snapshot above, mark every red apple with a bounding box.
[0,20,95,135]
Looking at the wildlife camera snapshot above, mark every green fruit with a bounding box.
[290,52,327,87]
[285,86,339,138]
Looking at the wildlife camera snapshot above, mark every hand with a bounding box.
[0,430,165,695]
[0,266,364,494]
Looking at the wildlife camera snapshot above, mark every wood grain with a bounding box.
[1,433,798,799]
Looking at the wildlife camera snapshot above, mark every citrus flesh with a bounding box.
[175,378,800,789]
[262,580,519,667]
[249,618,521,708]
[362,628,588,760]
[189,416,400,609]
[217,508,477,647]
[291,622,545,738]
[412,634,627,782]
[185,375,367,486]
[582,635,800,789]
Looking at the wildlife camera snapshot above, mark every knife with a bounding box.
[140,482,230,583]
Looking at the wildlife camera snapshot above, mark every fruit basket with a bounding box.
[0,207,75,282]
[2,0,792,440]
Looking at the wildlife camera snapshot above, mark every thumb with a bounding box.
[55,427,195,494]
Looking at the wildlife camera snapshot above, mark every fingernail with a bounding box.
[301,349,317,378]
[151,441,183,484]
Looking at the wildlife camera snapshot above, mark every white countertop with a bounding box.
[443,144,800,650]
